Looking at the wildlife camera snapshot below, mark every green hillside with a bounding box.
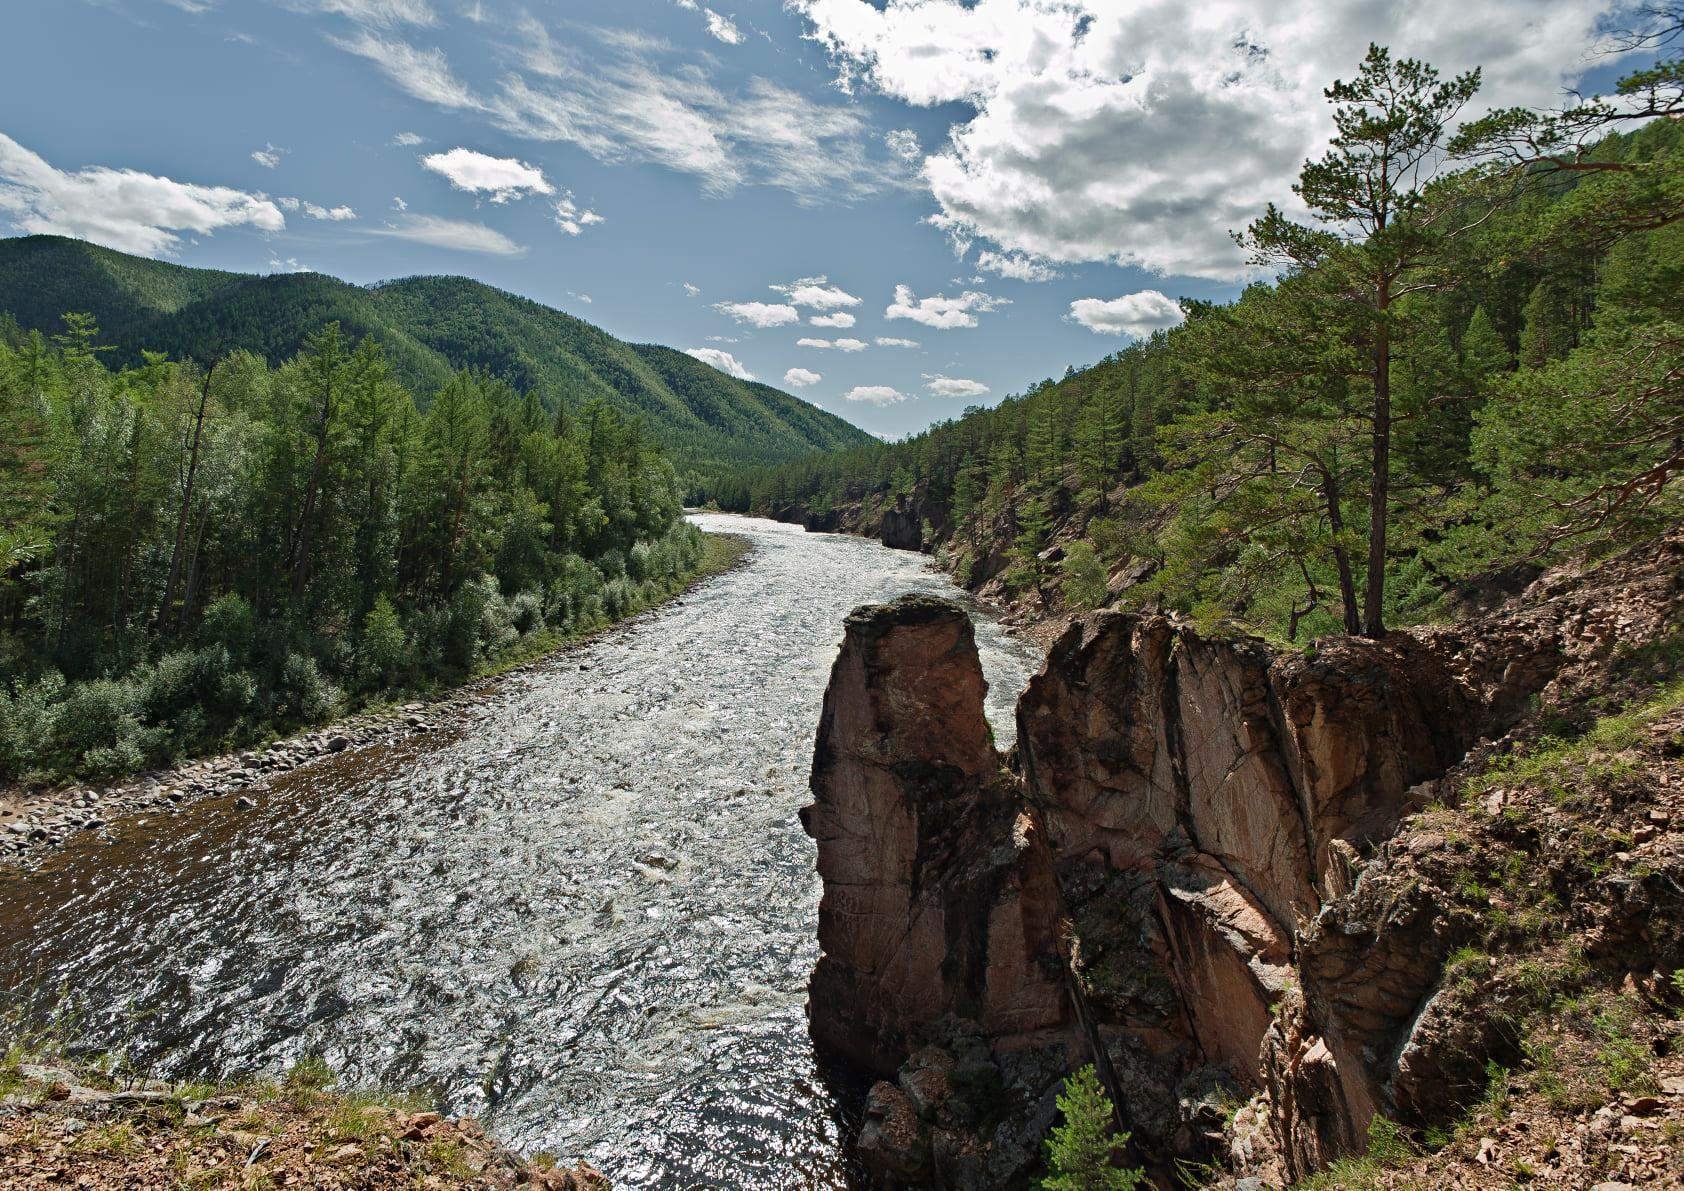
[0,235,872,483]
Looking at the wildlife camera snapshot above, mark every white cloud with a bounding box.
[0,132,284,256]
[682,281,701,297]
[797,337,868,351]
[809,311,855,328]
[369,213,524,254]
[884,128,921,161]
[330,31,487,111]
[1068,290,1186,337]
[392,195,408,210]
[924,374,990,398]
[784,367,822,387]
[251,143,286,169]
[391,131,426,146]
[420,147,553,203]
[331,19,903,203]
[975,249,1059,282]
[554,193,603,235]
[570,291,593,303]
[281,197,357,221]
[771,274,861,309]
[714,300,800,328]
[288,0,438,26]
[703,9,742,44]
[686,347,755,379]
[267,256,309,273]
[875,336,920,348]
[844,385,906,405]
[791,0,1624,281]
[885,283,1008,330]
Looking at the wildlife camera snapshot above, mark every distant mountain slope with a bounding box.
[0,235,872,481]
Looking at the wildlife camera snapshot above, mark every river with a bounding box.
[0,514,1043,1187]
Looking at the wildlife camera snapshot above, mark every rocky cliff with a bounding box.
[804,531,1684,1187]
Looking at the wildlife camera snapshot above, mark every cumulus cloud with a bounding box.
[885,283,1008,330]
[714,300,800,328]
[791,0,1624,280]
[975,249,1059,282]
[784,367,822,387]
[553,192,603,235]
[844,385,906,405]
[0,132,284,256]
[771,275,861,310]
[369,213,524,254]
[924,374,990,398]
[391,131,426,146]
[875,336,920,348]
[809,311,856,328]
[686,347,755,379]
[330,18,903,203]
[1068,290,1187,337]
[251,143,286,169]
[798,337,868,351]
[682,281,701,296]
[392,195,408,210]
[421,147,553,202]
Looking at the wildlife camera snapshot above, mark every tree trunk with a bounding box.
[1321,461,1362,635]
[1363,305,1392,637]
[162,362,214,630]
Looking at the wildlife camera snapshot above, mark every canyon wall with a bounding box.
[804,531,1684,1186]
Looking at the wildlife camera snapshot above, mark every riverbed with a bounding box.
[0,514,1043,1187]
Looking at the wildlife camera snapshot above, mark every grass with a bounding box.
[1471,679,1684,798]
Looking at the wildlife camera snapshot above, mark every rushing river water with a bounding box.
[0,514,1042,1187]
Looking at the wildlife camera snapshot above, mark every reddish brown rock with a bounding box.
[802,594,1067,1077]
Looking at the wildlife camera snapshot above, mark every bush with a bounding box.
[508,590,544,637]
[51,677,164,778]
[140,646,256,735]
[0,673,62,781]
[275,652,342,723]
[1040,1066,1143,1191]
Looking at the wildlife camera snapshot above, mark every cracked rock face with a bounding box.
[802,594,1068,1081]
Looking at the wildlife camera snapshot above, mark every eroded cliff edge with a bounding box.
[804,533,1684,1187]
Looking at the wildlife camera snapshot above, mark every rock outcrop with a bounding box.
[802,595,1074,1184]
[881,497,924,552]
[805,529,1684,1186]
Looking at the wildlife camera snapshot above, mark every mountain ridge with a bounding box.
[0,234,871,484]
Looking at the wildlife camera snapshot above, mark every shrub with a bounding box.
[508,590,544,636]
[0,673,62,781]
[275,652,342,723]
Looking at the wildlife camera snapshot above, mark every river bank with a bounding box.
[0,1047,608,1189]
[0,531,752,872]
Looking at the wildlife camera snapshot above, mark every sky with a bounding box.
[0,0,1652,438]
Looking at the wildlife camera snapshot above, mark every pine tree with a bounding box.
[1040,1066,1142,1191]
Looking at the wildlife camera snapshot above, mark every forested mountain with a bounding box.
[0,236,872,486]
[709,57,1684,647]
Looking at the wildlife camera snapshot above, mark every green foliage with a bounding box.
[1061,542,1109,611]
[0,316,719,783]
[1040,1066,1143,1191]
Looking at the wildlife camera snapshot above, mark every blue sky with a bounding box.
[0,0,1648,437]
